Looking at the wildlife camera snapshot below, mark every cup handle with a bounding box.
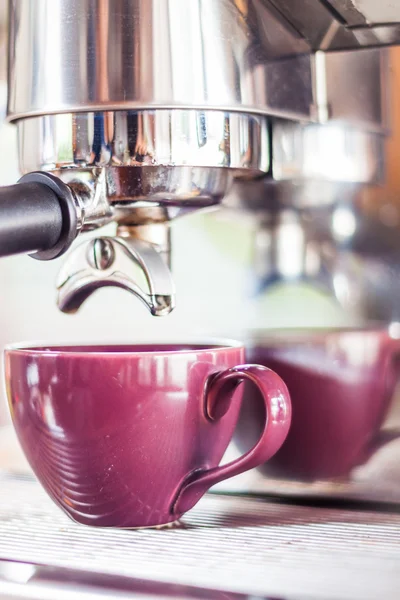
[172,364,291,516]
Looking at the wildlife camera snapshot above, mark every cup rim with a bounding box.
[4,338,244,357]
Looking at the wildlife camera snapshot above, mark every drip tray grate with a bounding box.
[0,472,400,599]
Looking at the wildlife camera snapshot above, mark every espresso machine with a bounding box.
[0,0,394,323]
[3,3,400,599]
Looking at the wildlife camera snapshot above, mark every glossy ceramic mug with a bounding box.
[236,328,400,481]
[5,343,291,528]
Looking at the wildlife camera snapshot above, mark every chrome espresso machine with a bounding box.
[3,0,400,504]
[3,3,400,599]
[1,0,392,320]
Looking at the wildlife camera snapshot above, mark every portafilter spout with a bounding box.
[0,171,176,316]
[56,231,175,317]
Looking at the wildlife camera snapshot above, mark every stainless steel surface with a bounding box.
[17,108,269,215]
[57,235,175,316]
[272,121,384,182]
[1,472,400,600]
[59,166,227,229]
[224,120,384,214]
[63,169,113,233]
[0,561,270,600]
[7,0,394,122]
[7,0,314,122]
[312,48,389,129]
[323,48,389,128]
[268,0,400,50]
[17,110,269,177]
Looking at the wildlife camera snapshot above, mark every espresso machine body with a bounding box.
[3,0,390,315]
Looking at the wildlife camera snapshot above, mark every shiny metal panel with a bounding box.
[310,48,388,129]
[323,48,388,129]
[16,110,270,175]
[0,560,266,600]
[223,121,384,216]
[16,108,269,229]
[7,0,313,122]
[272,121,384,183]
[267,0,400,50]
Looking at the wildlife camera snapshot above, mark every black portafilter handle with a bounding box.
[0,172,78,260]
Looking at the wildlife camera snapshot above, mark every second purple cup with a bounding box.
[236,327,400,482]
[5,342,291,528]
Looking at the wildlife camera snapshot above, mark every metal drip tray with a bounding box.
[0,473,400,599]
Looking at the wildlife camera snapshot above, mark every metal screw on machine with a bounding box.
[87,239,115,271]
[57,236,176,317]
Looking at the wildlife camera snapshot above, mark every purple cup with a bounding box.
[5,343,291,528]
[236,328,400,481]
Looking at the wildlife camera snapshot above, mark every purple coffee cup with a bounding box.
[236,327,400,481]
[5,342,291,528]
